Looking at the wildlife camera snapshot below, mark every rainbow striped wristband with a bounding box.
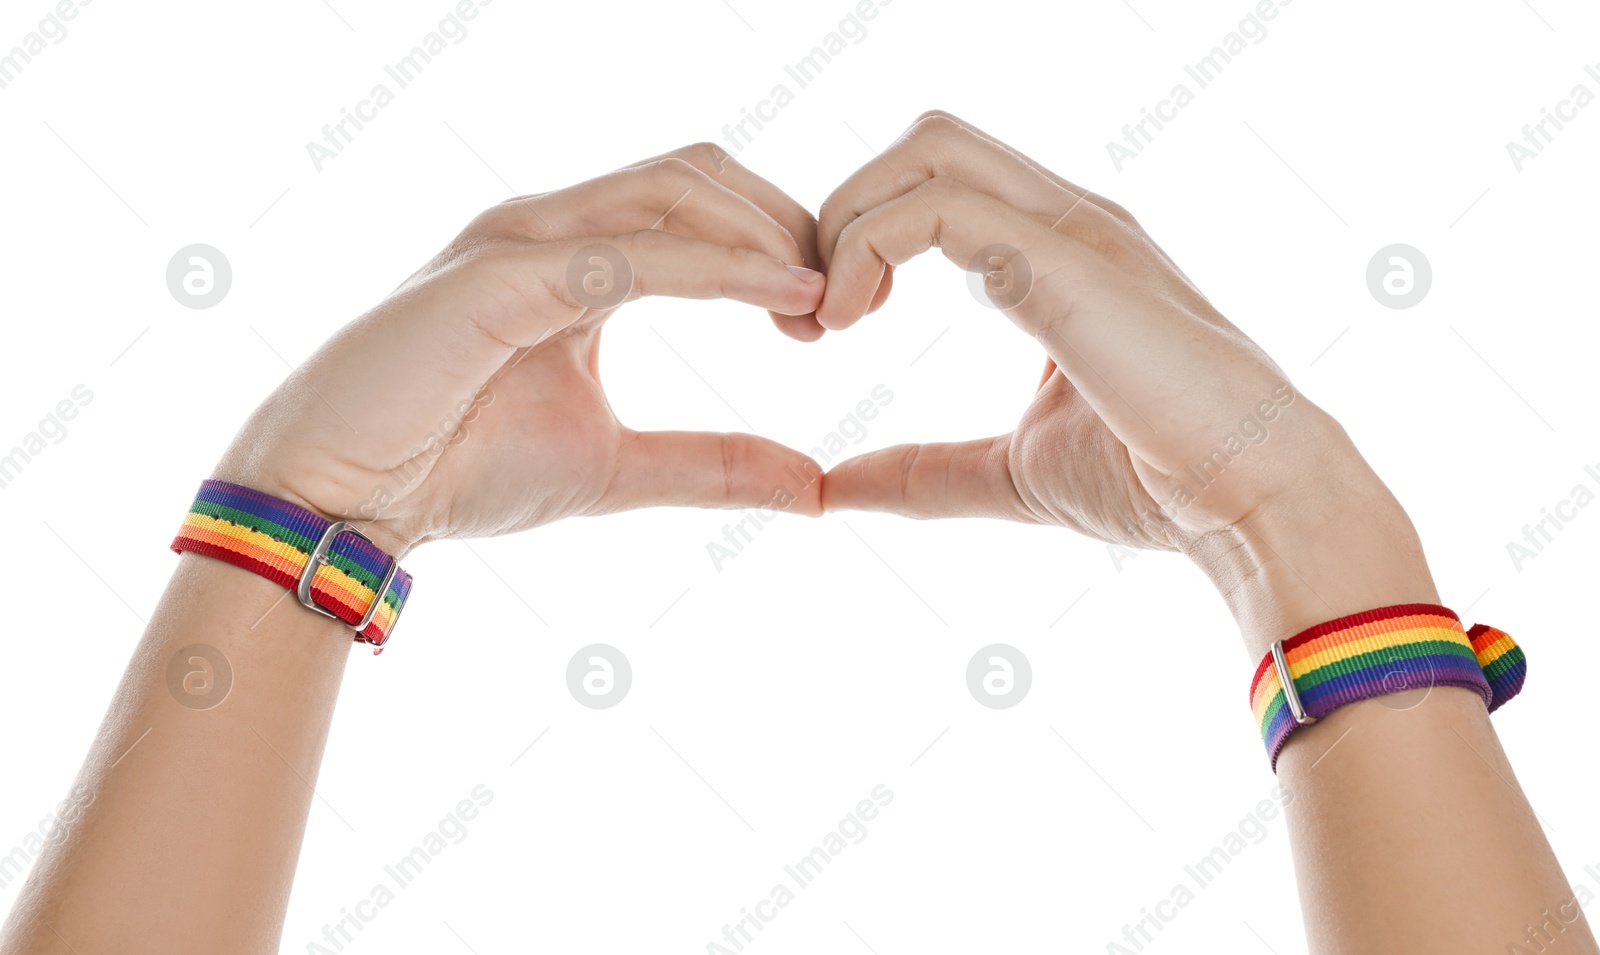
[170,480,413,652]
[1249,603,1526,770]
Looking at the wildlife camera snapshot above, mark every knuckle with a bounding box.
[718,432,737,502]
[466,196,553,240]
[465,202,518,235]
[904,112,966,148]
[817,196,843,227]
[641,156,704,183]
[433,228,501,276]
[817,197,853,241]
[463,234,515,265]
[674,141,732,173]
[908,111,962,138]
[731,244,774,271]
[831,208,872,251]
[618,227,664,252]
[916,175,968,203]
[1092,193,1140,228]
[898,445,920,503]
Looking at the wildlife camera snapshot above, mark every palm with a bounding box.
[1006,369,1178,550]
[403,318,622,543]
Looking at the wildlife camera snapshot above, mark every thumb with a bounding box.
[603,430,824,516]
[821,436,1024,520]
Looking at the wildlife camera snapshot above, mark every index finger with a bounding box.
[632,143,828,341]
[817,112,1115,270]
[630,143,822,269]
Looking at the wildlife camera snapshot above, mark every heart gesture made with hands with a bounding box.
[22,109,1552,955]
[216,110,1420,654]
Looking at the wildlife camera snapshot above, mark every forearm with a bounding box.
[0,144,827,955]
[798,110,1592,951]
[1194,460,1596,954]
[0,556,353,955]
[1277,688,1591,953]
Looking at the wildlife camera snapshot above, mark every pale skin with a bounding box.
[0,115,1590,955]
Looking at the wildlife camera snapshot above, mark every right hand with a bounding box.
[815,112,1436,655]
[213,144,830,558]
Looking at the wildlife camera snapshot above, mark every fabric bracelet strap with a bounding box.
[1249,603,1527,771]
[170,480,412,650]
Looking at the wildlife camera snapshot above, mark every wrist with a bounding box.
[209,461,419,560]
[173,478,417,650]
[1187,471,1438,662]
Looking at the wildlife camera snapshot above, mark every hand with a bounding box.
[814,112,1436,655]
[214,144,829,557]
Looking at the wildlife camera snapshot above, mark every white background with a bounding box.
[2,0,1598,952]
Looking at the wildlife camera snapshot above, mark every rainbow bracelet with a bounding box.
[1249,604,1526,770]
[170,480,412,651]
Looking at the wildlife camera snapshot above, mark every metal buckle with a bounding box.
[296,521,400,641]
[1270,639,1317,727]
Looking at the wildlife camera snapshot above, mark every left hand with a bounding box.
[812,113,1429,655]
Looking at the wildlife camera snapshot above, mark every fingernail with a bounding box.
[786,265,824,283]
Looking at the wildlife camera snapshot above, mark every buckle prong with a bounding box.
[1271,639,1317,727]
[296,521,397,642]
